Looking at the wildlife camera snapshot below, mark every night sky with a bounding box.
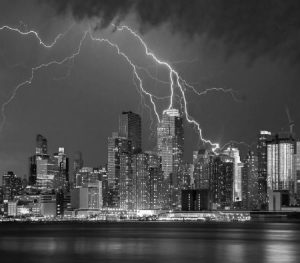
[0,0,300,179]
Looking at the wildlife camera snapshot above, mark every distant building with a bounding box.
[132,153,150,210]
[119,111,142,153]
[96,166,109,208]
[53,147,69,191]
[223,147,243,202]
[242,152,259,210]
[29,135,69,191]
[76,167,94,187]
[120,153,133,210]
[193,149,212,190]
[210,155,234,210]
[2,171,22,201]
[157,109,184,180]
[257,130,272,210]
[147,152,164,210]
[73,151,84,185]
[71,181,102,210]
[56,190,71,217]
[29,134,48,186]
[40,194,56,217]
[181,189,210,211]
[107,132,132,208]
[294,141,300,204]
[7,201,18,217]
[157,109,184,209]
[267,134,295,203]
[36,134,48,155]
[268,190,290,211]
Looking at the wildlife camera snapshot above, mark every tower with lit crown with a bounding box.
[157,109,184,179]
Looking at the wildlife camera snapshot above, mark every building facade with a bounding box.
[119,111,142,153]
[242,152,259,210]
[267,134,295,203]
[257,130,272,210]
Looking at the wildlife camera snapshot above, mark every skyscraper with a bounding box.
[73,151,83,184]
[119,153,133,210]
[257,130,272,209]
[157,109,184,179]
[193,149,212,190]
[294,141,300,204]
[242,151,259,210]
[147,151,163,209]
[209,154,234,210]
[2,171,22,201]
[29,134,54,189]
[36,134,48,155]
[132,153,150,210]
[119,111,142,153]
[267,134,295,199]
[53,147,69,191]
[107,132,132,208]
[29,134,49,186]
[223,147,243,202]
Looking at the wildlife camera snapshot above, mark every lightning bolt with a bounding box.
[114,25,220,150]
[181,80,243,103]
[88,29,161,123]
[0,32,88,132]
[136,64,242,104]
[0,25,63,48]
[1,23,230,152]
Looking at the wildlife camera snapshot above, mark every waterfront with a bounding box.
[0,222,299,263]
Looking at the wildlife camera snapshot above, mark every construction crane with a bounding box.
[286,106,295,138]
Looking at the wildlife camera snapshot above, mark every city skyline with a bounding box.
[2,108,300,214]
[1,1,300,178]
[0,107,297,180]
[2,2,300,263]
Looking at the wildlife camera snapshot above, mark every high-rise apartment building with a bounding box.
[2,171,22,201]
[119,153,133,210]
[294,141,300,203]
[119,111,142,153]
[257,130,272,209]
[73,151,83,184]
[53,147,69,191]
[147,152,163,209]
[242,151,259,210]
[132,153,150,210]
[29,134,49,186]
[193,149,212,190]
[223,147,243,202]
[107,132,132,208]
[36,134,48,155]
[209,154,234,209]
[157,109,184,180]
[267,134,295,199]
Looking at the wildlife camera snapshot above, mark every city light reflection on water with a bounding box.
[0,223,299,263]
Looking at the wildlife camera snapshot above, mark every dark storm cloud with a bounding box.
[43,0,300,63]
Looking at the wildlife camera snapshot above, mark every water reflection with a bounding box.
[0,223,299,263]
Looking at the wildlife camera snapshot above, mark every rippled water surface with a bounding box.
[0,222,299,263]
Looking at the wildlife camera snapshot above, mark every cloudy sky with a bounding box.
[0,0,300,179]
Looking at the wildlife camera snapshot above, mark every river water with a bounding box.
[0,222,299,263]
